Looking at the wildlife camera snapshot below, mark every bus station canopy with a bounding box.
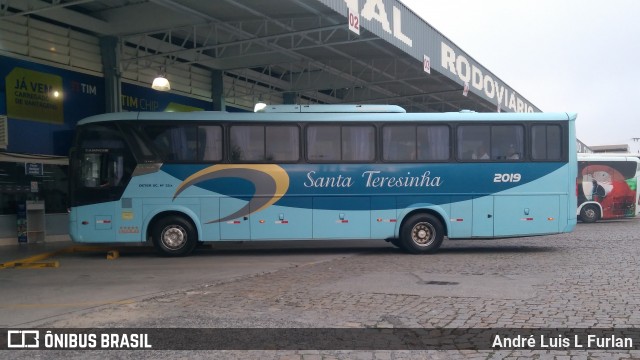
[5,0,539,113]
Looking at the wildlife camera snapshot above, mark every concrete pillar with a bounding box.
[212,70,225,111]
[100,36,121,112]
[283,92,297,104]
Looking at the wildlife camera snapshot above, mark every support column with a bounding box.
[212,70,225,111]
[283,92,297,104]
[100,36,121,112]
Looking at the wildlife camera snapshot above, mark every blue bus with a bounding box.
[69,104,577,256]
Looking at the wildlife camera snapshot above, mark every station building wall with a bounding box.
[0,55,214,243]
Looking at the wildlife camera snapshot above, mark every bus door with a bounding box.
[472,196,494,237]
[75,148,140,243]
[71,127,136,243]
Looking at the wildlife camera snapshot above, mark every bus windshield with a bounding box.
[70,123,135,206]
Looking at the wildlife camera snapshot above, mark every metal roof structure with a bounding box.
[1,0,540,113]
[588,144,630,153]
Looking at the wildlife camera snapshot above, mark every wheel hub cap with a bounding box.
[412,223,435,247]
[162,226,186,249]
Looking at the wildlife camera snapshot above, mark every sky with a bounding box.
[400,0,640,150]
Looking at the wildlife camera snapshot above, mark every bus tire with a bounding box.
[400,213,444,254]
[152,215,198,256]
[580,205,600,223]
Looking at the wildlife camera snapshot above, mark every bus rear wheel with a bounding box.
[580,205,600,223]
[400,213,444,254]
[152,215,198,256]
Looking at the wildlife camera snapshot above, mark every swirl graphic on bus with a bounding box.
[173,164,290,223]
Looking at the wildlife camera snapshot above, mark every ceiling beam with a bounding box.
[2,0,111,33]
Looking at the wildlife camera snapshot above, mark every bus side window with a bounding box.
[342,126,375,162]
[170,127,197,161]
[230,125,265,161]
[307,126,340,161]
[383,125,415,161]
[266,126,299,162]
[144,125,197,162]
[198,126,222,161]
[417,125,449,161]
[547,126,562,160]
[491,125,523,161]
[532,125,562,161]
[457,125,490,161]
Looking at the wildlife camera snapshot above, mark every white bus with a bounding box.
[577,153,640,222]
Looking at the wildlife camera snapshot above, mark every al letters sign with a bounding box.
[334,0,536,112]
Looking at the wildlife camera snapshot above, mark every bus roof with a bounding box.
[578,153,640,162]
[77,108,577,125]
[255,104,407,113]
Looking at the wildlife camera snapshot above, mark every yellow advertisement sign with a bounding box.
[165,102,203,112]
[6,67,64,124]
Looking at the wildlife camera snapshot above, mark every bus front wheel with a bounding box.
[400,213,444,254]
[580,205,600,223]
[151,215,198,256]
